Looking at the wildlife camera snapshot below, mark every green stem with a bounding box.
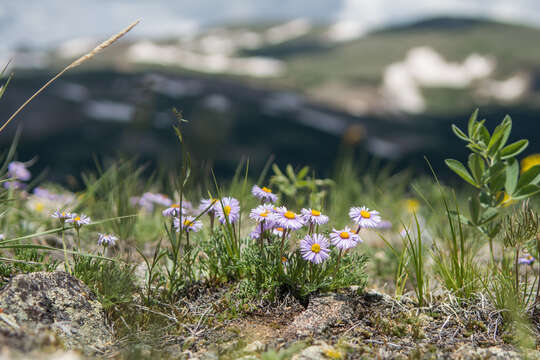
[61,226,72,275]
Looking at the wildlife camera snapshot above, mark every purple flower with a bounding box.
[66,214,91,228]
[376,220,393,230]
[249,204,274,223]
[3,181,24,190]
[52,210,73,224]
[271,207,304,230]
[162,204,186,217]
[518,254,535,265]
[216,197,240,224]
[8,161,31,181]
[251,185,278,203]
[174,216,203,232]
[300,208,329,225]
[330,226,361,250]
[349,206,381,228]
[199,198,218,215]
[98,233,118,247]
[142,192,173,207]
[272,226,290,237]
[300,234,331,264]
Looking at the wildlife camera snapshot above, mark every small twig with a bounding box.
[132,304,178,323]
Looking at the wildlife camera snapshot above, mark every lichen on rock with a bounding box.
[0,271,112,354]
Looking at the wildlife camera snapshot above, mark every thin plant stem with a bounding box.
[60,225,72,275]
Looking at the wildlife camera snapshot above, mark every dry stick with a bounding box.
[0,19,140,134]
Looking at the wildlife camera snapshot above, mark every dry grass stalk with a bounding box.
[0,19,141,134]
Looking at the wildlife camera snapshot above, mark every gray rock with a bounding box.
[291,342,343,360]
[285,293,353,337]
[451,345,525,360]
[244,340,265,353]
[0,271,113,354]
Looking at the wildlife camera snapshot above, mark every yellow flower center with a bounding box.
[311,209,321,216]
[35,202,44,212]
[224,205,231,216]
[74,216,81,222]
[284,211,296,219]
[172,204,180,208]
[360,210,371,219]
[281,256,287,263]
[260,211,269,217]
[276,227,284,232]
[61,212,66,217]
[311,243,321,253]
[261,186,272,193]
[183,219,192,227]
[340,232,350,239]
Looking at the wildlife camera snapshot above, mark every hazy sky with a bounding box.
[1,0,539,51]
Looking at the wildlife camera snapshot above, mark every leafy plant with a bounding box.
[270,164,334,209]
[446,110,540,261]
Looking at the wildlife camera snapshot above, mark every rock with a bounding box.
[451,345,523,360]
[285,293,353,337]
[0,271,113,354]
[291,342,343,360]
[244,340,265,352]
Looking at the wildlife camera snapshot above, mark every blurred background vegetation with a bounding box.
[1,1,540,187]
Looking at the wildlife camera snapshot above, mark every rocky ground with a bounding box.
[0,271,538,359]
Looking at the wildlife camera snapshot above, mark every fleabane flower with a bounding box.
[349,206,381,228]
[518,254,535,265]
[216,197,240,224]
[162,204,186,217]
[300,208,329,225]
[174,216,203,233]
[330,226,361,250]
[249,204,274,223]
[199,198,219,214]
[251,185,278,203]
[271,208,304,230]
[66,214,91,228]
[300,234,330,264]
[272,226,290,237]
[142,192,173,207]
[98,233,118,247]
[8,161,31,181]
[52,210,73,224]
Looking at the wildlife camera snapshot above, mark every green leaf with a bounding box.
[487,121,510,156]
[272,164,283,177]
[296,166,310,180]
[468,196,480,225]
[478,207,498,225]
[488,172,506,194]
[468,153,485,185]
[452,124,469,141]
[505,158,519,195]
[517,165,540,189]
[512,184,540,200]
[286,164,295,181]
[499,115,512,150]
[467,108,479,137]
[500,139,529,160]
[471,119,486,140]
[478,124,490,146]
[445,159,478,187]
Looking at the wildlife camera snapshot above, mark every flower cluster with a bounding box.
[246,185,382,264]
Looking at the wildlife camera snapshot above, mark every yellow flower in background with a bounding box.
[521,153,540,173]
[404,198,420,213]
[501,192,516,207]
